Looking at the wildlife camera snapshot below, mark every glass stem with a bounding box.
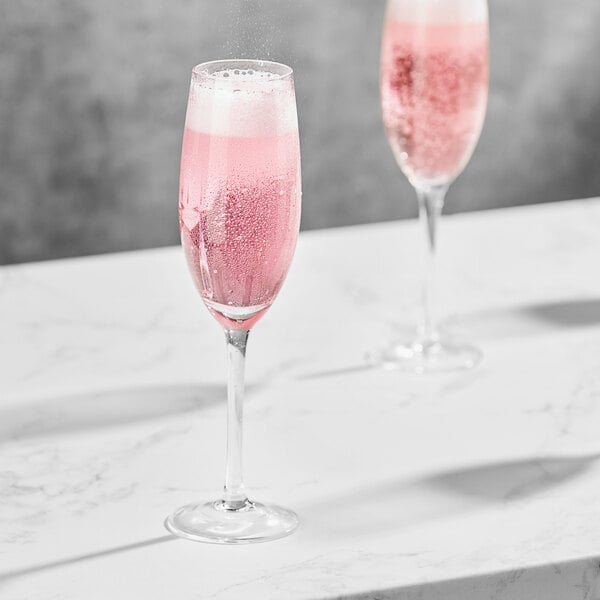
[416,183,448,345]
[222,328,250,510]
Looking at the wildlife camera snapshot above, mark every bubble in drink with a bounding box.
[380,17,488,186]
[179,67,301,329]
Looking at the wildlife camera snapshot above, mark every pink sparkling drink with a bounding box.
[380,1,489,186]
[179,67,301,329]
[167,61,302,544]
[372,1,489,372]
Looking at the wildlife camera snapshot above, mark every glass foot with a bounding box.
[165,498,299,544]
[369,337,482,374]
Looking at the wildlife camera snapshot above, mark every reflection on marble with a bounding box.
[2,199,600,598]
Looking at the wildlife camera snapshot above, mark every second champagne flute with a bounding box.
[376,0,489,372]
[166,59,301,544]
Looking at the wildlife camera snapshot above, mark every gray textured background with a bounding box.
[1,1,599,264]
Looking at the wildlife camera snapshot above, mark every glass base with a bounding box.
[165,498,299,544]
[369,337,482,374]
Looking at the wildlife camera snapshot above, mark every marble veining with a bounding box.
[2,199,600,598]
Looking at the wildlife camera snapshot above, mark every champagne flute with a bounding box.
[376,0,489,372]
[166,59,301,543]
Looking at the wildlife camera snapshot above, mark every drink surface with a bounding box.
[381,17,488,186]
[179,68,301,329]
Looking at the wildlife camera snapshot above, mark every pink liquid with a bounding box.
[380,20,488,185]
[179,127,301,330]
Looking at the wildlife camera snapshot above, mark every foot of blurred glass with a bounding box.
[165,499,299,544]
[369,337,482,374]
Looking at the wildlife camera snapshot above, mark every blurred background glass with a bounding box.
[1,0,599,265]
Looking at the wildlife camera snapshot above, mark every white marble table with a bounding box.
[2,198,600,599]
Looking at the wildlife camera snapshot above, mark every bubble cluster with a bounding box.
[211,68,276,81]
[381,20,488,183]
[182,172,300,309]
[179,125,301,325]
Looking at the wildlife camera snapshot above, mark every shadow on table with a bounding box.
[452,298,600,341]
[300,454,599,540]
[0,383,225,444]
[342,555,600,600]
[425,454,599,500]
[0,535,176,584]
[528,298,600,327]
[297,298,600,380]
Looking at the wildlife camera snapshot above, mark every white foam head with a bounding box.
[186,64,297,137]
[387,0,488,23]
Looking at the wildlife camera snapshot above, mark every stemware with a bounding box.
[166,59,301,543]
[376,0,489,372]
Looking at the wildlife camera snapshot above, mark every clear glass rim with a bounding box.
[192,59,293,83]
